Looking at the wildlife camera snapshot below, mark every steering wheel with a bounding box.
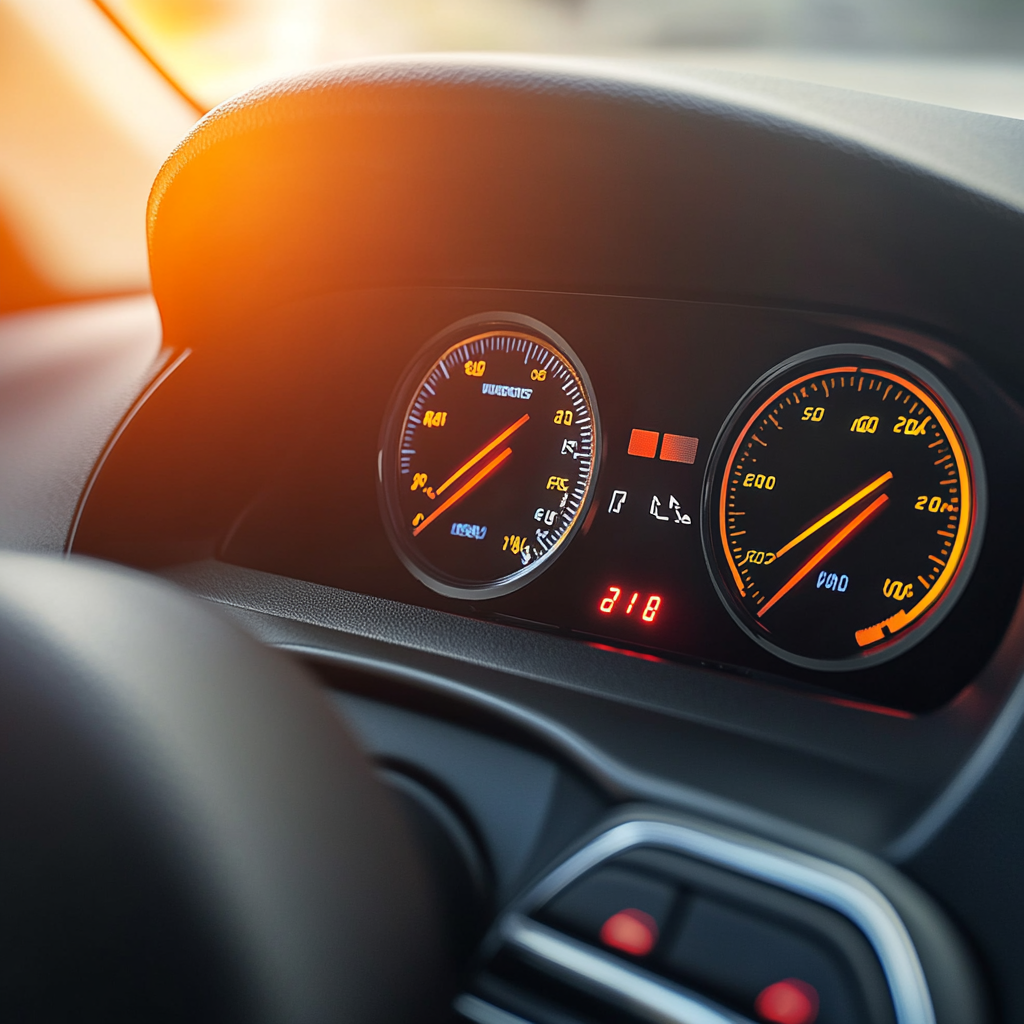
[0,553,449,1021]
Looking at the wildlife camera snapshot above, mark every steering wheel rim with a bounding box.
[0,552,448,1022]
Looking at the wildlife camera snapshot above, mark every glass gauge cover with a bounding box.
[379,313,600,599]
[702,345,985,670]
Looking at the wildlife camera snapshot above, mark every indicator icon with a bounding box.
[608,490,628,514]
[650,495,691,524]
[668,496,691,524]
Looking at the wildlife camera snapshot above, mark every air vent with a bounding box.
[455,817,934,1024]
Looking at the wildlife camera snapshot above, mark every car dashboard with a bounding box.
[16,54,1024,1023]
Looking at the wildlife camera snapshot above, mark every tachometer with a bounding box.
[379,314,600,598]
[703,345,984,669]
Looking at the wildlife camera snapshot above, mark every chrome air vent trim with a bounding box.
[512,819,933,1024]
[502,913,755,1024]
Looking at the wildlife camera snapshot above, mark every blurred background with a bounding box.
[103,0,1024,113]
[4,0,1024,314]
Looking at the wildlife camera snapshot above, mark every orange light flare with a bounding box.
[411,447,512,537]
[758,493,889,619]
[434,413,530,497]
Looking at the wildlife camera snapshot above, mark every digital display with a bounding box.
[598,585,663,623]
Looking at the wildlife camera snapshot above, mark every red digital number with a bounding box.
[597,586,662,624]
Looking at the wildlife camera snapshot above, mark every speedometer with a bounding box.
[379,314,600,599]
[703,345,985,670]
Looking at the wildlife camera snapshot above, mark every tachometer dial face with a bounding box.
[703,345,984,669]
[380,314,600,599]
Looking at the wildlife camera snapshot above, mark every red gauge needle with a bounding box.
[757,493,889,618]
[412,447,512,536]
[773,470,893,560]
[434,413,530,497]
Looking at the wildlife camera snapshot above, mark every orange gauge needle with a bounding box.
[758,493,889,618]
[412,447,512,536]
[774,470,893,560]
[435,413,530,497]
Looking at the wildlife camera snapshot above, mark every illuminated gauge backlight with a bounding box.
[702,345,985,669]
[379,314,600,598]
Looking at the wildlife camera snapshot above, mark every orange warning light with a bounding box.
[627,428,659,459]
[660,433,699,464]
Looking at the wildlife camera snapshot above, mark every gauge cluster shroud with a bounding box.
[72,286,1020,714]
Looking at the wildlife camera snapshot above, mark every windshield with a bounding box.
[101,0,1024,116]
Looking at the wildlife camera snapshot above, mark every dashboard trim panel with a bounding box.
[507,819,935,1024]
[500,913,755,1024]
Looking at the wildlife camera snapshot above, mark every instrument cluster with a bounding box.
[209,288,1024,714]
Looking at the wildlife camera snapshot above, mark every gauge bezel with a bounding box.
[378,311,602,600]
[700,343,987,672]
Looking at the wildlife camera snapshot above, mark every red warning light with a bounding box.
[599,908,659,957]
[627,428,660,459]
[754,978,820,1024]
[598,585,662,623]
[660,432,699,464]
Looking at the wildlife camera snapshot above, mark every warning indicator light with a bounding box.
[754,978,820,1024]
[660,433,699,464]
[599,908,659,957]
[627,428,660,459]
[628,428,700,463]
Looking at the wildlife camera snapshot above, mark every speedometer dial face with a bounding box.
[703,345,984,670]
[380,314,600,599]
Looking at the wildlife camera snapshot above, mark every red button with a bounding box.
[755,978,820,1024]
[598,908,659,956]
